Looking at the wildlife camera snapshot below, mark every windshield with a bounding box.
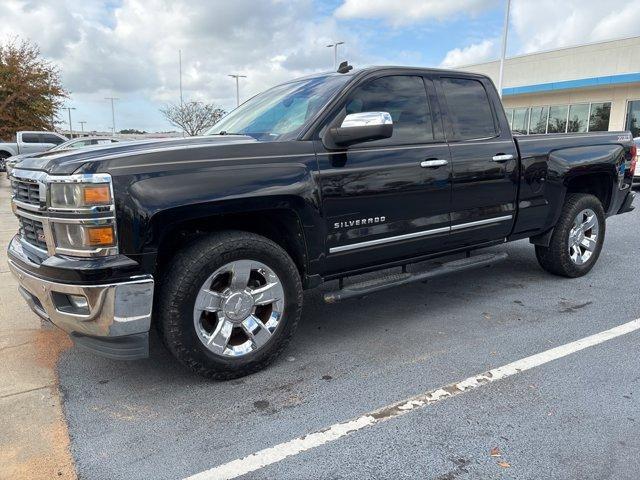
[207,75,350,141]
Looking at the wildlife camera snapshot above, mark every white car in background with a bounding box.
[5,136,121,177]
[48,136,122,151]
[0,131,68,171]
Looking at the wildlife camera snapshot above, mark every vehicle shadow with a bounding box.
[55,237,631,480]
[58,240,551,388]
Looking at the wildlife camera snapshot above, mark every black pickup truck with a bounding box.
[7,66,636,379]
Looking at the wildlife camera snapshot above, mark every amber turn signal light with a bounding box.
[83,185,111,205]
[87,226,115,246]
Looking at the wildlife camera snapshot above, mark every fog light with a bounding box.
[52,292,90,315]
[68,294,88,310]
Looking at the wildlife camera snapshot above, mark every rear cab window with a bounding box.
[440,77,498,141]
[42,134,65,145]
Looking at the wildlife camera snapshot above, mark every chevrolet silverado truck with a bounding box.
[0,131,68,171]
[7,66,636,379]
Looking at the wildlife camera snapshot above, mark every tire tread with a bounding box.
[535,193,605,278]
[156,231,303,380]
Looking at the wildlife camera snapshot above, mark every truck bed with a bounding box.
[510,130,634,238]
[514,131,632,160]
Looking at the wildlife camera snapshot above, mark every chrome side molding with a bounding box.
[330,214,513,253]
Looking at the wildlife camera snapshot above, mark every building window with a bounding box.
[529,106,549,134]
[568,104,589,133]
[504,101,612,135]
[626,101,640,138]
[504,108,514,129]
[589,102,611,132]
[512,108,529,134]
[548,105,569,133]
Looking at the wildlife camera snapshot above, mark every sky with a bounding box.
[1,0,640,133]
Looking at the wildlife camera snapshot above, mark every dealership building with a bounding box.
[460,35,640,138]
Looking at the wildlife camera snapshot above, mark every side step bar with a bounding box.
[323,252,508,303]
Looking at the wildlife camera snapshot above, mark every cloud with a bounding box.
[439,39,498,68]
[510,0,640,53]
[0,0,371,130]
[438,0,640,68]
[334,0,498,26]
[2,0,639,132]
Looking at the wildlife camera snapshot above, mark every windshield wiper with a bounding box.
[215,131,244,136]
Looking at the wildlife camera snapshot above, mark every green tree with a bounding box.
[0,38,67,140]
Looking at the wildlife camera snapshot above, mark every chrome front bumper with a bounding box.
[8,238,154,359]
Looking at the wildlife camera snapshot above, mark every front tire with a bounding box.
[535,193,605,278]
[157,231,303,380]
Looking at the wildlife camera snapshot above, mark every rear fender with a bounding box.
[543,144,622,229]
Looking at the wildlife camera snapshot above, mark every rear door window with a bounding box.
[441,77,498,140]
[42,134,65,145]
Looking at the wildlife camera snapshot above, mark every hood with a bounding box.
[6,152,34,163]
[15,135,257,175]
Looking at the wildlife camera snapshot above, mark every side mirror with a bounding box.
[325,112,393,148]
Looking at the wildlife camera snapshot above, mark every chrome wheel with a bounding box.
[193,260,285,357]
[568,208,599,265]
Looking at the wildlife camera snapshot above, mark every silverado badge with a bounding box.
[334,216,386,229]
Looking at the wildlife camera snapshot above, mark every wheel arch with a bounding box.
[564,172,614,212]
[152,203,310,281]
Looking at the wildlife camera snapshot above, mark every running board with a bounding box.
[323,252,508,303]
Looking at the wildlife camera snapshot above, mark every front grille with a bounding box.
[18,216,47,250]
[11,178,41,206]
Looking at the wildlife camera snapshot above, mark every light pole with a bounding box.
[79,121,87,135]
[62,107,76,137]
[104,97,119,134]
[497,0,511,99]
[179,49,184,108]
[228,74,247,107]
[326,41,344,70]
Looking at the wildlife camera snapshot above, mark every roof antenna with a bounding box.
[337,61,353,74]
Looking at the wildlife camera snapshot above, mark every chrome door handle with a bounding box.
[492,154,514,162]
[420,159,448,168]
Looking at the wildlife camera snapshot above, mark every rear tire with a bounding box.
[157,231,303,380]
[535,193,605,278]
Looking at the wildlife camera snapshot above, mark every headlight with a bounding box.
[46,173,118,256]
[52,223,117,251]
[50,183,112,209]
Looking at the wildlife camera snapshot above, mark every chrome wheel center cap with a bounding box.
[223,291,254,322]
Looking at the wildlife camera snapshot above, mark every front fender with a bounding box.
[113,161,323,267]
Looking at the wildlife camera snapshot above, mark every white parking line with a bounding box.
[185,318,640,480]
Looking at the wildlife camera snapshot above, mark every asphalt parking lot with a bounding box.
[2,175,640,480]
